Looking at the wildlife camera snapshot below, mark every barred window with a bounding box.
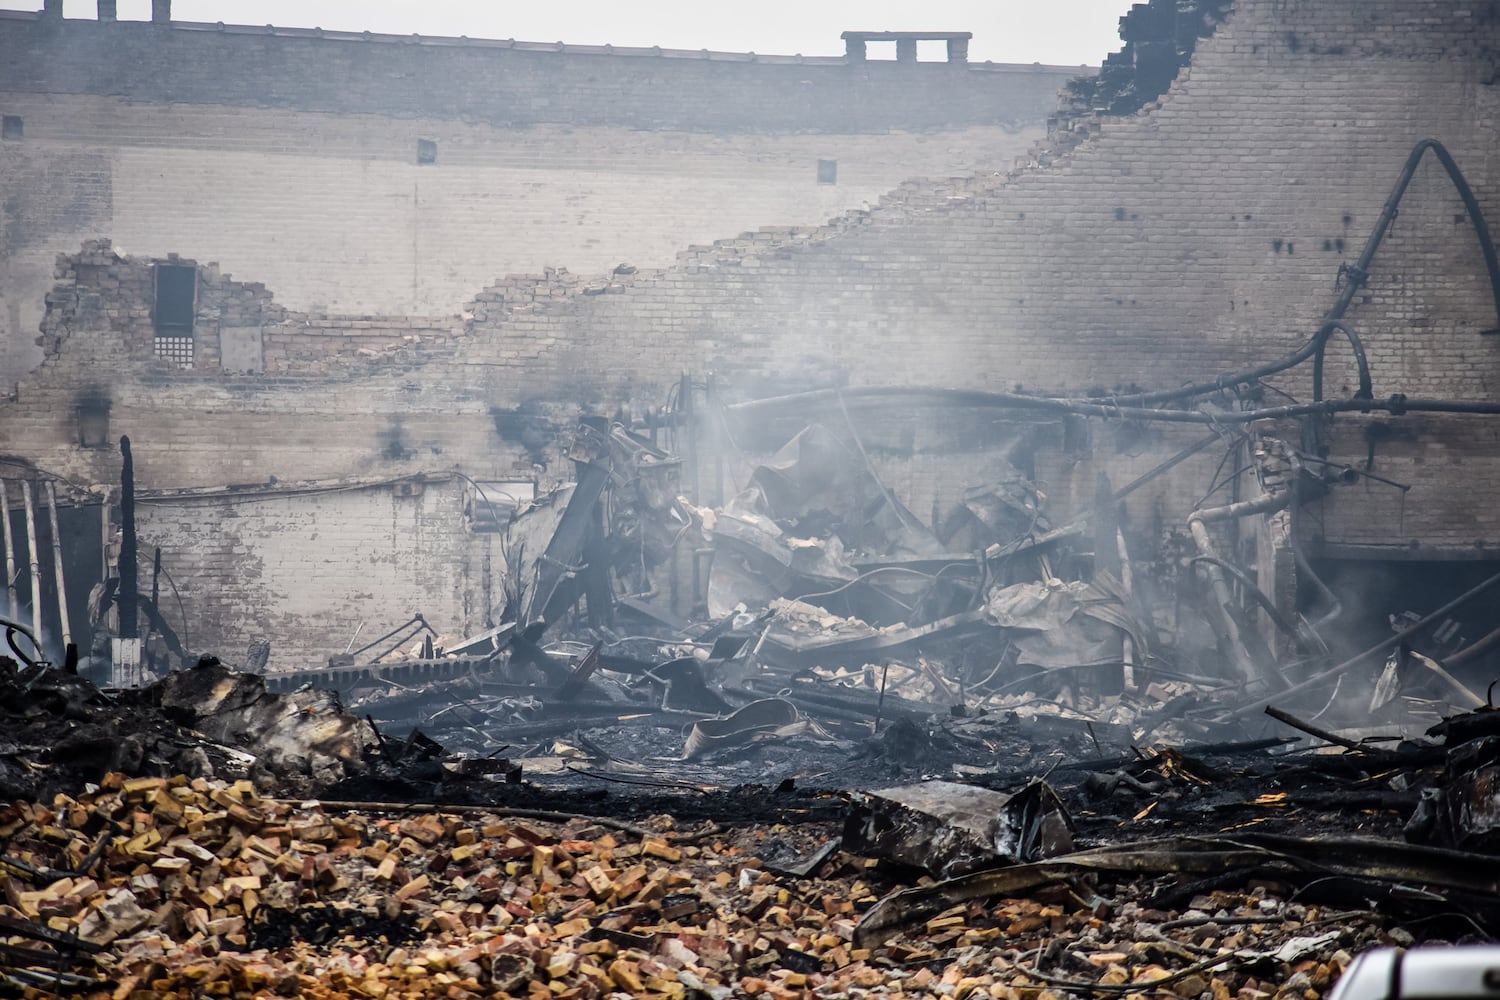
[153,335,194,369]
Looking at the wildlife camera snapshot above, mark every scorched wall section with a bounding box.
[6,0,1500,666]
[134,478,496,671]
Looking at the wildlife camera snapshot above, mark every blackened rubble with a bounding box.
[10,642,1500,997]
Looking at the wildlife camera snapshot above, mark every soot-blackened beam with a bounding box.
[119,436,138,640]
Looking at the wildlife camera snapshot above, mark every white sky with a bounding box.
[0,1,1128,66]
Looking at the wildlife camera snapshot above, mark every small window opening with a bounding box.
[1,116,21,140]
[154,263,196,332]
[114,0,154,20]
[416,138,437,164]
[77,398,111,449]
[866,40,898,61]
[915,39,947,62]
[153,262,197,369]
[817,159,838,185]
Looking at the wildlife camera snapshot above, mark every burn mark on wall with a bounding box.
[490,402,556,468]
[378,420,416,462]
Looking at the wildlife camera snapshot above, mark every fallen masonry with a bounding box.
[0,767,1460,1000]
[3,653,1500,997]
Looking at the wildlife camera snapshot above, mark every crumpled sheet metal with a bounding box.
[843,779,1074,880]
[938,469,1050,553]
[984,576,1143,669]
[746,424,938,556]
[1407,736,1500,851]
[704,425,927,621]
[706,510,862,619]
[852,831,1500,948]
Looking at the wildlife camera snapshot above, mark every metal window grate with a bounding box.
[154,335,194,369]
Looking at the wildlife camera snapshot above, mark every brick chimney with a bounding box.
[97,0,117,22]
[152,0,171,23]
[42,0,62,19]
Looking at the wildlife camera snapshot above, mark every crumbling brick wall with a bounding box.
[134,477,498,671]
[0,11,1081,375]
[28,241,461,379]
[440,0,1500,555]
[453,0,1500,401]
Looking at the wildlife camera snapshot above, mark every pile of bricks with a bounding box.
[0,773,1400,999]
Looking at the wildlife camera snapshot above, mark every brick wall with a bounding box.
[0,99,1056,377]
[445,0,1500,401]
[0,13,1082,377]
[0,14,1080,133]
[1304,414,1500,557]
[22,242,464,378]
[134,477,498,671]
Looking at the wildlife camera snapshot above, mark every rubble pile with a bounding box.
[0,772,1431,1000]
[0,658,375,804]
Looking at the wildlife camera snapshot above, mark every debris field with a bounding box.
[3,645,1500,999]
[6,135,1500,995]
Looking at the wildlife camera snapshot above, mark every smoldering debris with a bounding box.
[0,654,383,802]
[299,414,1181,778]
[10,653,1500,999]
[17,394,1500,990]
[138,395,1500,818]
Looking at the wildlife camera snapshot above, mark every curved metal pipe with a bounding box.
[728,386,1500,426]
[1188,555,1305,648]
[1326,138,1500,335]
[1447,622,1500,668]
[729,141,1497,422]
[1311,320,1372,404]
[2,618,42,669]
[1104,138,1500,407]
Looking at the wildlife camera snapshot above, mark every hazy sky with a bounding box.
[1,1,1128,66]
